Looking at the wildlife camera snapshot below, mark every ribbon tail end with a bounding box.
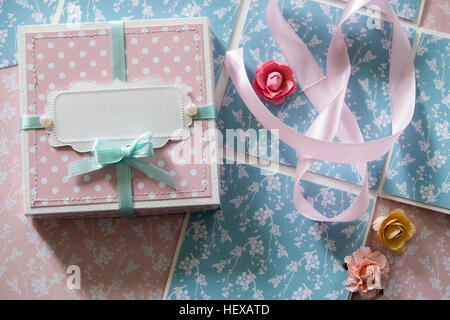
[167,180,177,191]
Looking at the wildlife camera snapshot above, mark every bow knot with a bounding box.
[121,145,133,158]
[69,131,176,218]
[92,131,155,166]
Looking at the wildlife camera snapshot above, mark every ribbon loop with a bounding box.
[93,139,125,165]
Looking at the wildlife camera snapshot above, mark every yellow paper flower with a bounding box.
[372,208,416,254]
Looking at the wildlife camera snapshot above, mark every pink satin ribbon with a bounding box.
[224,0,415,222]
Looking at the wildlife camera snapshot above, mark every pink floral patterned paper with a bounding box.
[421,0,450,34]
[0,66,184,299]
[22,22,215,213]
[353,198,450,300]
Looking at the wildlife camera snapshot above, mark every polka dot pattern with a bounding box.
[24,24,211,207]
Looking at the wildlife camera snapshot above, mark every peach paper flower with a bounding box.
[252,60,296,105]
[344,246,389,298]
[372,208,416,254]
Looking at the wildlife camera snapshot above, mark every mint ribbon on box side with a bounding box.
[109,20,127,82]
[20,20,218,218]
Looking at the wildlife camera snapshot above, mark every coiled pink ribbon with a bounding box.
[224,0,415,222]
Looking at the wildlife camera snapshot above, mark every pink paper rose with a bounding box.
[344,246,389,298]
[252,60,296,105]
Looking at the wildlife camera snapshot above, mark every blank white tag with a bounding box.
[45,78,193,152]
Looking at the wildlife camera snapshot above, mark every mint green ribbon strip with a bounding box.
[192,104,218,120]
[20,114,45,130]
[68,131,176,218]
[109,21,127,82]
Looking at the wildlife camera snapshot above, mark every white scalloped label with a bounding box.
[44,78,193,152]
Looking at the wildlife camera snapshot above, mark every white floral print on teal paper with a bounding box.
[167,164,372,300]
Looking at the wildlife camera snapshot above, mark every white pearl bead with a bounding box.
[185,102,198,116]
[39,115,52,128]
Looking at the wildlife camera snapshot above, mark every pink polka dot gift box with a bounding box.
[17,18,220,219]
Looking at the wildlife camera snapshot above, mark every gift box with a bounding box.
[18,18,220,218]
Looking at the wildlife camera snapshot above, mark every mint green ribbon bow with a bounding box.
[68,131,176,218]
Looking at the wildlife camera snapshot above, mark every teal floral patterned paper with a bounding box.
[58,0,241,83]
[0,0,61,68]
[383,33,450,210]
[342,0,421,21]
[166,164,372,300]
[386,0,421,20]
[219,0,415,189]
